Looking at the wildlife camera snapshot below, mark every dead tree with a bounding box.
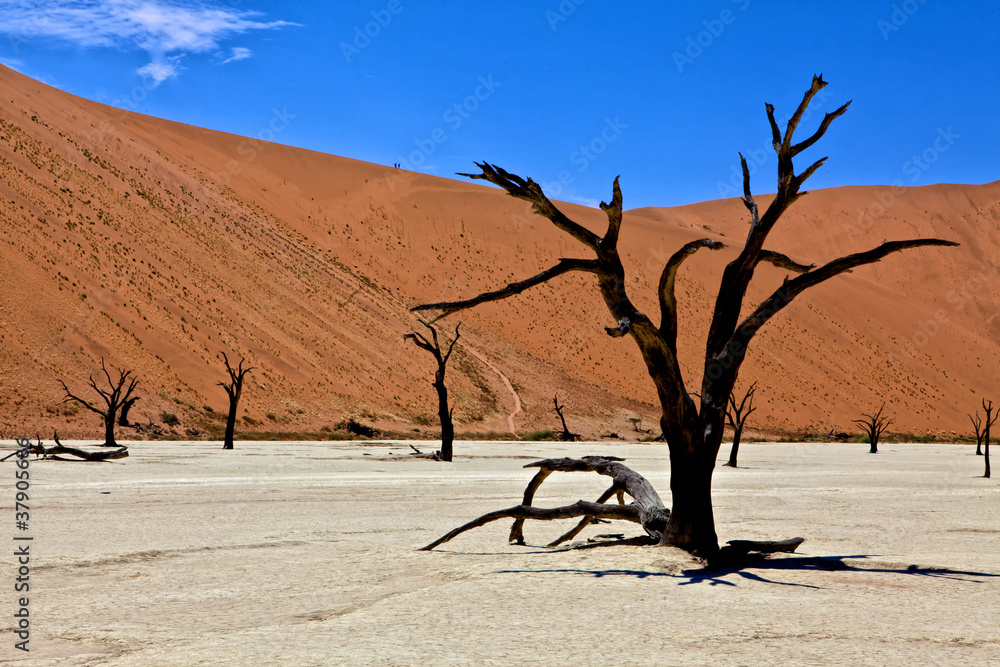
[58,358,139,447]
[553,395,582,441]
[853,404,892,454]
[117,395,140,427]
[404,321,460,462]
[724,382,757,467]
[981,399,998,478]
[969,410,985,456]
[219,352,253,450]
[413,76,958,557]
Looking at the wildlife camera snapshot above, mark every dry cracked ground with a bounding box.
[1,439,998,666]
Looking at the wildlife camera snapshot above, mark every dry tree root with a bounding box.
[421,456,669,551]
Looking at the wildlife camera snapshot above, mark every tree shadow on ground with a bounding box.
[497,554,1000,589]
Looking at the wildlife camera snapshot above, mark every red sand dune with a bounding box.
[1,64,997,440]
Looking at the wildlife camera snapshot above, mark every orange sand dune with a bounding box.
[0,64,997,440]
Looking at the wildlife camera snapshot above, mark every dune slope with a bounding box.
[1,64,997,439]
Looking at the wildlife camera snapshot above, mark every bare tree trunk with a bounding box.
[726,429,743,467]
[104,412,117,447]
[224,403,238,450]
[659,421,720,555]
[435,374,454,462]
[983,399,996,479]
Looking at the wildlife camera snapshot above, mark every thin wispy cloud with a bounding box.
[138,58,180,84]
[222,46,251,64]
[0,1,296,84]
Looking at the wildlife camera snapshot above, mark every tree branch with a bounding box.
[721,238,960,366]
[459,162,602,249]
[420,500,641,551]
[58,380,106,417]
[791,100,852,157]
[600,176,623,250]
[758,250,814,274]
[412,257,601,321]
[658,239,726,348]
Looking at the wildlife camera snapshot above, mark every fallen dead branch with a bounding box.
[421,456,804,566]
[2,433,128,462]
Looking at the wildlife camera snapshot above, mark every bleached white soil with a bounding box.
[1,439,998,665]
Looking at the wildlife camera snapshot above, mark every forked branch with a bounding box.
[458,162,602,249]
[721,238,960,368]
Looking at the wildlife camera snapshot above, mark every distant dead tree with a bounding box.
[219,352,253,450]
[980,399,997,479]
[58,358,138,447]
[626,417,652,434]
[969,410,986,456]
[553,396,582,441]
[117,395,140,427]
[723,382,757,468]
[414,76,957,558]
[404,321,460,462]
[853,404,892,454]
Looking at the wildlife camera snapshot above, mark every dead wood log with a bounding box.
[424,456,668,550]
[20,432,130,461]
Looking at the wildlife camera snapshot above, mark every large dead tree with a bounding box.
[854,404,892,454]
[219,352,253,450]
[724,382,757,468]
[413,76,958,558]
[59,358,139,447]
[981,399,997,479]
[404,321,460,461]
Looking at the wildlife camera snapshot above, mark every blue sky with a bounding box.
[0,1,997,209]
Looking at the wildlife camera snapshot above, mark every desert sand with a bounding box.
[1,438,997,665]
[1,63,999,441]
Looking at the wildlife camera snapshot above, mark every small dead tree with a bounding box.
[58,358,138,447]
[969,410,985,456]
[118,395,140,427]
[724,382,757,468]
[553,396,582,441]
[854,404,892,454]
[981,399,998,479]
[413,76,957,557]
[404,321,460,462]
[219,352,253,450]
